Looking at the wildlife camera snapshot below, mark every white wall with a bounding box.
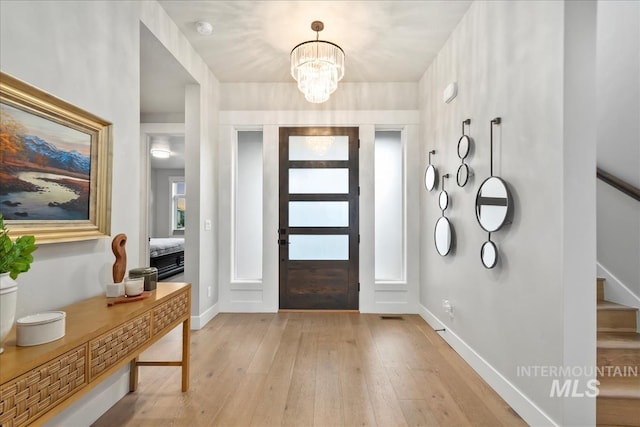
[418,1,596,426]
[0,1,220,425]
[596,0,640,302]
[151,168,185,237]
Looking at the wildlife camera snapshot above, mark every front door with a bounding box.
[279,127,359,309]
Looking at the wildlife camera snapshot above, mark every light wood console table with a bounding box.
[0,282,191,427]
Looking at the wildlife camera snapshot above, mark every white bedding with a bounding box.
[150,237,184,258]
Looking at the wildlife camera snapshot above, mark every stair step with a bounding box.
[598,376,640,399]
[597,380,640,427]
[598,277,605,302]
[598,302,638,332]
[597,396,640,426]
[598,347,640,370]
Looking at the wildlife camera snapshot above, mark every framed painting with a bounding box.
[0,72,112,243]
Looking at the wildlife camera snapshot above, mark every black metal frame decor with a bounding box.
[424,150,438,192]
[457,119,473,187]
[434,173,452,256]
[475,117,514,269]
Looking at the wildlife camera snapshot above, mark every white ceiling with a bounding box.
[158,0,472,83]
[140,0,472,163]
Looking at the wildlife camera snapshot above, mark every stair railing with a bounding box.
[597,167,640,202]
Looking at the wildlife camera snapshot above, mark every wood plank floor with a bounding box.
[93,313,526,426]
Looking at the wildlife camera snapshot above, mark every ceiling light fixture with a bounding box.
[196,21,213,36]
[290,21,344,104]
[150,137,172,159]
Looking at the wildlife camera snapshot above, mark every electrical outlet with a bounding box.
[204,219,212,231]
[442,299,454,318]
[207,286,212,298]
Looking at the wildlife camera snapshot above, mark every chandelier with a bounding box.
[290,21,345,104]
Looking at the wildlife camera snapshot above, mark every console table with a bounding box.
[0,282,191,427]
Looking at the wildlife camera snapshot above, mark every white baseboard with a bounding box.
[418,304,557,427]
[597,263,640,308]
[191,302,219,330]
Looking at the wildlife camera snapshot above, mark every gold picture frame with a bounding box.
[0,72,112,243]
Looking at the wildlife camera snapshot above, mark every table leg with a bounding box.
[129,357,139,392]
[181,317,190,392]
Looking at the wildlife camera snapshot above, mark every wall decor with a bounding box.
[424,150,438,191]
[435,173,453,256]
[475,117,513,269]
[456,119,473,187]
[0,72,112,243]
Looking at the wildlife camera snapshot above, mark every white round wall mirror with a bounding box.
[456,163,470,187]
[475,176,512,232]
[434,217,452,256]
[458,135,471,159]
[424,164,437,192]
[438,190,449,211]
[481,240,498,269]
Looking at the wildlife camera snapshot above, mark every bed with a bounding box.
[150,237,185,280]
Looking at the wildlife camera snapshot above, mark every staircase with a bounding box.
[596,278,640,426]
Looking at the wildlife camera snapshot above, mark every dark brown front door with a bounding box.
[279,127,359,310]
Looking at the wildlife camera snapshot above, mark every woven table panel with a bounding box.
[153,291,188,335]
[89,313,150,379]
[0,345,86,427]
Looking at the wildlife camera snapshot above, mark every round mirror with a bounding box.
[457,135,471,159]
[456,163,470,187]
[481,240,498,268]
[439,190,449,211]
[424,164,437,192]
[475,176,512,232]
[434,217,452,256]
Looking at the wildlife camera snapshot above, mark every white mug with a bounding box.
[124,278,144,296]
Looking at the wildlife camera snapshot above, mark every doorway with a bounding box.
[278,127,359,309]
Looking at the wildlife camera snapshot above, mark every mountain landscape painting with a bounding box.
[0,102,92,221]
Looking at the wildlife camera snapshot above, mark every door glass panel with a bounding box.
[289,201,349,227]
[289,235,349,260]
[289,168,349,194]
[289,135,349,160]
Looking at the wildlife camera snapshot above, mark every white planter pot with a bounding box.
[0,273,18,354]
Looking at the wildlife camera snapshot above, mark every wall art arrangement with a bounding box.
[425,116,514,268]
[0,72,112,243]
[424,150,438,192]
[434,173,453,256]
[456,119,473,187]
[474,117,513,269]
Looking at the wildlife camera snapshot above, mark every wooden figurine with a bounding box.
[112,233,127,283]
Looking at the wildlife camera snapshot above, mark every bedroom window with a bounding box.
[170,177,185,231]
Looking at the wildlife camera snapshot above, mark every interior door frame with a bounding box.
[278,126,360,310]
[139,123,185,265]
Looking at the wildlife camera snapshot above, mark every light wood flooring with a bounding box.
[93,313,526,426]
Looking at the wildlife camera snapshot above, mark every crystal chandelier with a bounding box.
[290,21,345,104]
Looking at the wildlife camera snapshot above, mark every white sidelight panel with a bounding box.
[374,131,404,281]
[235,131,263,280]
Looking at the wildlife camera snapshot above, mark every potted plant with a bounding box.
[0,213,37,353]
